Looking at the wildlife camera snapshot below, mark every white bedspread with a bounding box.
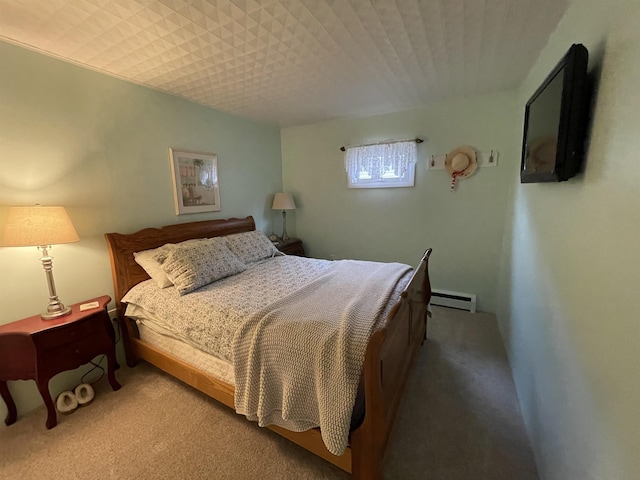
[233,259,412,456]
[123,256,332,361]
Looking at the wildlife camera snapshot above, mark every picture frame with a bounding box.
[169,148,221,215]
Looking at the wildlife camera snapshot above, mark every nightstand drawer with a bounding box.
[34,314,102,350]
[43,335,111,374]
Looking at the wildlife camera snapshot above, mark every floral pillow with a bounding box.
[154,238,247,295]
[224,230,279,264]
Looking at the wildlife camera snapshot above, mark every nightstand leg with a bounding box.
[36,380,57,429]
[0,381,17,426]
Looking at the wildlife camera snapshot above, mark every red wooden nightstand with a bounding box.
[0,295,121,429]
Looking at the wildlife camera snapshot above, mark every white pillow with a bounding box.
[154,237,247,295]
[133,239,208,288]
[134,245,174,288]
[224,230,279,264]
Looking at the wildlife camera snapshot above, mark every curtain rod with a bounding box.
[339,137,423,152]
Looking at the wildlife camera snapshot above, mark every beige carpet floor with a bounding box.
[0,306,538,480]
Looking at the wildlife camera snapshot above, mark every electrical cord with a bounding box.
[81,355,106,385]
[79,317,122,385]
[112,316,121,344]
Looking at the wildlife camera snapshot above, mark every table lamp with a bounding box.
[1,205,80,319]
[272,193,296,241]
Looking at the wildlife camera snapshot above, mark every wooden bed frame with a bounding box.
[104,216,432,479]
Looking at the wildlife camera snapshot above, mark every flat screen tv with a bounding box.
[520,44,589,183]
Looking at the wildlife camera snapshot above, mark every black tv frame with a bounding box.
[520,44,589,183]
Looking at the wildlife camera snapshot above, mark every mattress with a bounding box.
[135,314,235,385]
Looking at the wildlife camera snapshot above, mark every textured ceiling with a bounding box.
[0,0,570,127]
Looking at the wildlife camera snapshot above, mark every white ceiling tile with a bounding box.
[0,0,571,126]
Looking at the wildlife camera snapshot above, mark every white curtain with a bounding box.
[345,141,417,185]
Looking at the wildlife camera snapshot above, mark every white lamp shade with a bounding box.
[272,193,296,210]
[1,205,80,247]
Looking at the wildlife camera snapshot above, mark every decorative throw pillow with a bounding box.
[224,230,279,264]
[154,238,247,295]
[134,245,175,288]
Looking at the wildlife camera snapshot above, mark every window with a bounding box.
[345,141,417,188]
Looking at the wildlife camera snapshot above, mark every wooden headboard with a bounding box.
[104,216,256,314]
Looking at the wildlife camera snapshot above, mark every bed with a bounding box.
[105,216,432,479]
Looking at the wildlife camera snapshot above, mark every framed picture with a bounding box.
[169,148,221,215]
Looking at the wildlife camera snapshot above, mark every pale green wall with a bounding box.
[281,91,519,313]
[497,1,640,479]
[0,41,282,420]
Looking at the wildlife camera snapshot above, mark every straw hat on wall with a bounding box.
[446,146,477,190]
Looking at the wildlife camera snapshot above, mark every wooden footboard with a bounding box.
[351,248,432,479]
[105,217,432,479]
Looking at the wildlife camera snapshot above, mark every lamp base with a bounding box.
[41,305,72,320]
[38,246,73,320]
[281,210,290,241]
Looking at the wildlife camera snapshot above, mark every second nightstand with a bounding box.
[276,238,306,256]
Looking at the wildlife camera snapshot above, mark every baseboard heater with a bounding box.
[430,289,477,313]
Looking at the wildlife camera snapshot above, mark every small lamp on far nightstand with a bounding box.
[1,205,80,319]
[272,193,296,241]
